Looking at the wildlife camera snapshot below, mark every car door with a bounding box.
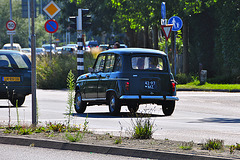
[84,54,106,99]
[97,54,115,99]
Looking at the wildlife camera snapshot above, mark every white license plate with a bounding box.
[144,81,156,89]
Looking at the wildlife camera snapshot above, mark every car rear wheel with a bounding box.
[74,92,87,113]
[109,93,121,116]
[127,101,139,113]
[162,101,175,116]
[10,96,25,106]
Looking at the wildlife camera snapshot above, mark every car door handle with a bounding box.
[106,74,110,78]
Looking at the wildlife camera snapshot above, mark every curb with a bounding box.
[0,136,231,160]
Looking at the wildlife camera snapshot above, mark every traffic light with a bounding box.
[82,9,91,28]
[68,16,77,30]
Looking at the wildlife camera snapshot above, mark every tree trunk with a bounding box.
[183,18,189,74]
[152,25,158,50]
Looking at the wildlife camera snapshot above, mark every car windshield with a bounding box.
[0,54,29,69]
[132,56,164,70]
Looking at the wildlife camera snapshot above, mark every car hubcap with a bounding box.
[110,96,115,112]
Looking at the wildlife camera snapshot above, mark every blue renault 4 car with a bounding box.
[0,50,31,106]
[75,48,179,116]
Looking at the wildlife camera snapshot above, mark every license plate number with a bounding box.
[144,81,156,89]
[2,77,20,82]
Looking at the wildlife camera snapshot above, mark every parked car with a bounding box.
[0,50,31,106]
[61,46,76,54]
[74,48,179,116]
[42,44,56,54]
[99,44,109,51]
[36,48,46,55]
[2,43,22,52]
[85,41,98,52]
[56,47,62,54]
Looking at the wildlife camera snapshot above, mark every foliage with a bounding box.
[65,131,84,142]
[202,139,224,150]
[36,54,77,89]
[175,73,192,84]
[177,82,240,91]
[0,0,48,48]
[131,115,154,139]
[179,141,194,150]
[66,70,75,127]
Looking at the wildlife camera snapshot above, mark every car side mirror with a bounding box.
[88,67,94,73]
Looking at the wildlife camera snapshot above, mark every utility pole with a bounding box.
[9,0,13,50]
[31,0,37,126]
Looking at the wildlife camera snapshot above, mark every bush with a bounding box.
[175,73,192,84]
[36,52,96,89]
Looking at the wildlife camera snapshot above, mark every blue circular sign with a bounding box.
[44,19,58,33]
[168,16,183,31]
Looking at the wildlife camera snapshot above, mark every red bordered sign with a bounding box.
[161,24,173,41]
[6,20,16,31]
[44,19,59,33]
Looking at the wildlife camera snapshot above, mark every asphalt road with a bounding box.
[0,90,239,145]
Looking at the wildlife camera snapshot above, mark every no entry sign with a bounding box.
[44,19,58,33]
[6,20,16,31]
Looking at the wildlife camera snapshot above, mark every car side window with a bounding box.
[104,54,115,72]
[113,55,122,72]
[0,55,11,68]
[94,55,106,72]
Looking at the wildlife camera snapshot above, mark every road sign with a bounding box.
[168,16,183,31]
[161,2,166,19]
[43,1,61,19]
[161,24,173,41]
[6,20,16,31]
[7,31,16,35]
[44,19,58,33]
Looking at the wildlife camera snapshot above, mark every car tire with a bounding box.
[74,92,87,113]
[127,101,139,113]
[10,96,25,107]
[162,101,175,116]
[109,93,121,116]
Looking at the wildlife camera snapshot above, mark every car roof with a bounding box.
[101,48,166,56]
[0,49,21,54]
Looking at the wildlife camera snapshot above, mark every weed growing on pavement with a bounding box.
[17,128,33,135]
[202,139,224,150]
[66,70,75,127]
[131,113,154,139]
[47,122,66,133]
[114,137,122,144]
[179,141,194,150]
[229,143,240,154]
[65,131,84,142]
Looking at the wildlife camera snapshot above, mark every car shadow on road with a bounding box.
[72,112,166,118]
[190,118,240,123]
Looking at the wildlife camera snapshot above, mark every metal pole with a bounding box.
[31,0,37,126]
[9,0,13,50]
[28,0,31,48]
[174,32,177,76]
[77,9,84,76]
[165,39,168,55]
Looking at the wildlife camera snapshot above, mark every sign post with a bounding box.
[168,16,183,76]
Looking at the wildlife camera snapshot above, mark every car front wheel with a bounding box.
[162,101,175,116]
[74,92,87,113]
[10,96,25,106]
[109,93,121,116]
